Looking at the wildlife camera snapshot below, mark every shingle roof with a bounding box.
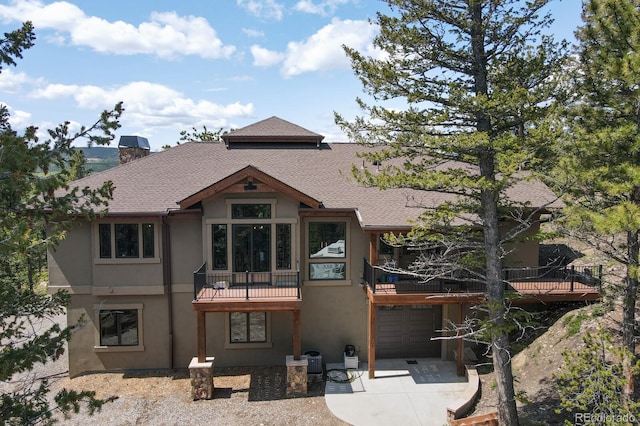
[221,116,324,144]
[69,140,562,230]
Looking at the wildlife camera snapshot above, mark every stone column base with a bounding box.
[189,357,215,400]
[285,355,308,397]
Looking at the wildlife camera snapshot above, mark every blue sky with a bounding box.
[0,0,583,150]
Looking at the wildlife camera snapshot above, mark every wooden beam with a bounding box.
[293,309,301,360]
[457,303,465,376]
[369,233,377,266]
[193,299,302,312]
[197,311,206,363]
[368,299,376,379]
[298,209,357,218]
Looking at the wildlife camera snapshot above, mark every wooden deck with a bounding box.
[368,279,601,304]
[192,286,301,312]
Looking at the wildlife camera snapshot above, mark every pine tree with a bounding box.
[0,22,123,424]
[553,0,640,402]
[335,1,567,423]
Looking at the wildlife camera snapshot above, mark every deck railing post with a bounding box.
[570,265,575,292]
[598,265,603,291]
[368,259,376,294]
[296,270,301,299]
[245,270,250,300]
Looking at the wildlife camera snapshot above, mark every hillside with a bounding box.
[469,301,631,424]
[77,147,120,173]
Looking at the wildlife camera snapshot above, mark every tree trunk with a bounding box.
[470,0,519,420]
[623,229,639,401]
[481,182,520,425]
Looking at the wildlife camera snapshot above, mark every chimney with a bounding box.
[118,136,150,164]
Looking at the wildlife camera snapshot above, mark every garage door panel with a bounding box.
[376,305,442,358]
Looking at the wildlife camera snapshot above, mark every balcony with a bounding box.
[193,263,301,303]
[363,259,602,303]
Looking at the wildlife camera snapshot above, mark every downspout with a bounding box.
[162,215,174,369]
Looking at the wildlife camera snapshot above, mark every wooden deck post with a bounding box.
[197,310,206,363]
[293,309,301,360]
[456,303,465,377]
[369,233,377,266]
[368,299,376,379]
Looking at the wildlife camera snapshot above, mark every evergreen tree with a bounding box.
[553,0,640,401]
[555,327,640,425]
[0,22,123,424]
[335,1,566,423]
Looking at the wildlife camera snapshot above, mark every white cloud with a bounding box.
[250,45,285,67]
[248,18,380,77]
[29,80,255,131]
[242,27,265,38]
[294,0,350,16]
[0,69,41,93]
[0,103,31,128]
[0,0,235,59]
[236,0,284,21]
[280,18,381,77]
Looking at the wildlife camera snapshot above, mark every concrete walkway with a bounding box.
[324,358,477,426]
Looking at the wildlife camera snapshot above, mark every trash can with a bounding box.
[304,350,322,374]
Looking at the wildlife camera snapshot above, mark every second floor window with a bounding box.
[99,223,155,259]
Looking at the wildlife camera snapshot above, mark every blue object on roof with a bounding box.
[118,136,150,149]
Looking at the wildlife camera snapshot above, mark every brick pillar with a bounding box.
[189,357,215,400]
[285,355,308,397]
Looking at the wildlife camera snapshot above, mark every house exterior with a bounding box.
[48,116,600,380]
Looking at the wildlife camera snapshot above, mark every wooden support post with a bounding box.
[293,309,301,360]
[197,311,206,363]
[369,233,377,266]
[368,299,376,379]
[456,303,465,377]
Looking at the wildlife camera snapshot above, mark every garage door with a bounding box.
[376,305,442,358]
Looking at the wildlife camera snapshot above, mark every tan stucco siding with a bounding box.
[503,219,541,267]
[48,221,93,288]
[92,263,164,287]
[170,292,197,367]
[299,216,369,363]
[67,295,171,377]
[167,215,202,285]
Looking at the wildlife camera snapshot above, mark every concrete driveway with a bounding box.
[324,358,478,426]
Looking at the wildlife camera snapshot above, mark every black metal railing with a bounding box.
[363,258,602,295]
[193,263,301,301]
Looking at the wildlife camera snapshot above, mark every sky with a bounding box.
[0,0,584,151]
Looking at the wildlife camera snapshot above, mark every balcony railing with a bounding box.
[193,263,301,301]
[363,258,602,295]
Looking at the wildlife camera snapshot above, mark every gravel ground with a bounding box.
[53,367,347,426]
[2,311,348,425]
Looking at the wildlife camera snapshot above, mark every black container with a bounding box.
[344,344,356,357]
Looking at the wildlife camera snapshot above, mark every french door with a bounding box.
[232,224,270,273]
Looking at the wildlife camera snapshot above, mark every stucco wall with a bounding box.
[299,216,370,363]
[67,295,170,377]
[48,221,93,288]
[167,214,202,285]
[503,217,541,267]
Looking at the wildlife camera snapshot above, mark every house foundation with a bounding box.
[189,356,215,400]
[285,355,308,397]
